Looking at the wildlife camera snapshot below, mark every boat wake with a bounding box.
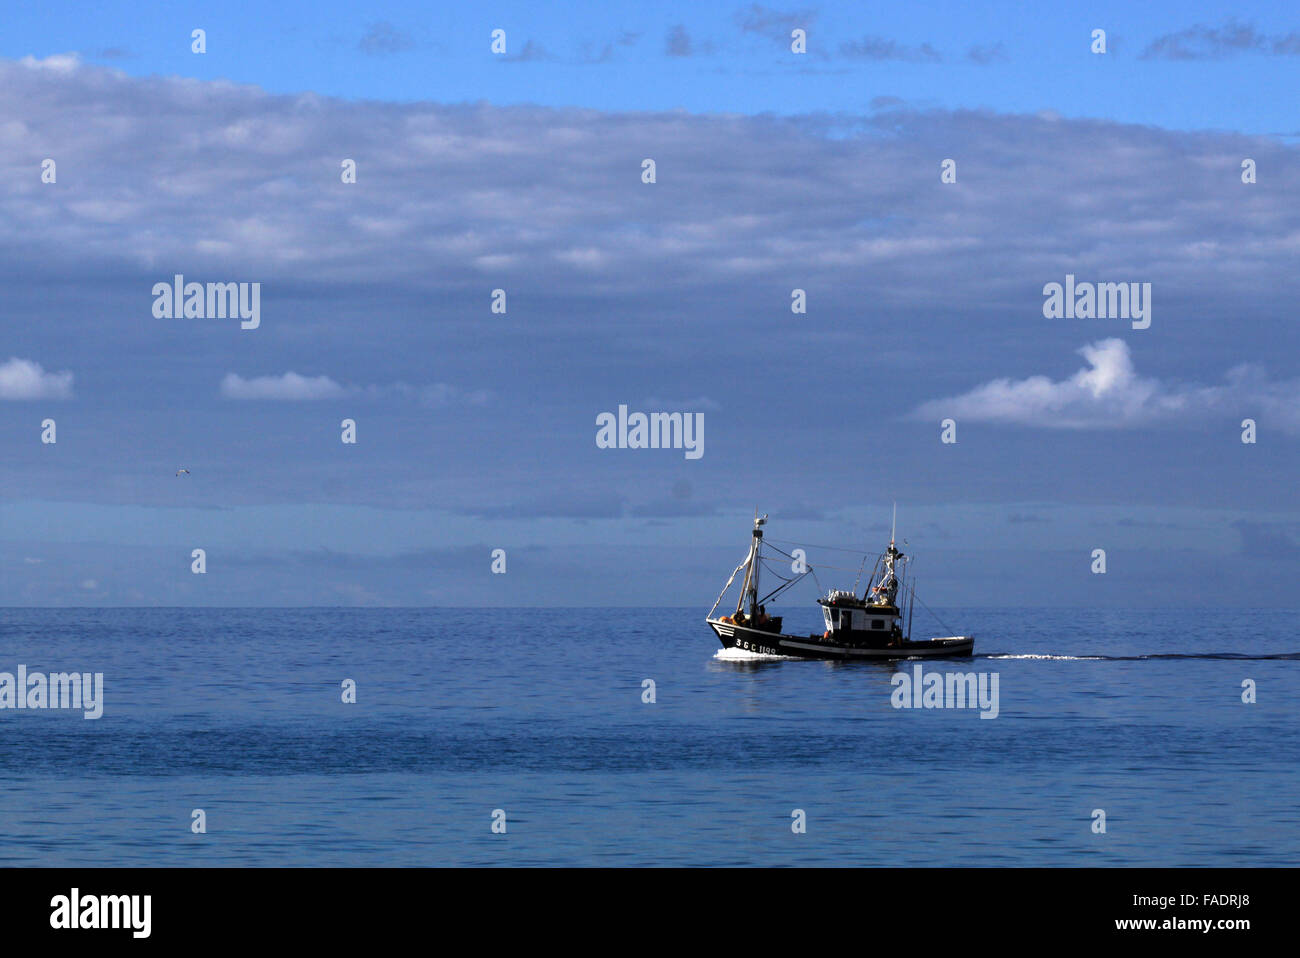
[713,647,797,662]
[982,653,1105,660]
[981,652,1300,662]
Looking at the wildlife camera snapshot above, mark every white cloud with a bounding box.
[220,371,347,400]
[0,357,74,399]
[18,53,81,73]
[914,338,1300,432]
[3,55,1298,317]
[220,372,492,405]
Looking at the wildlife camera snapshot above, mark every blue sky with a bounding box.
[1,2,1298,606]
[4,1,1300,135]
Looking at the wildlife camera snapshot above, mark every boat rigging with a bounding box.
[706,508,974,660]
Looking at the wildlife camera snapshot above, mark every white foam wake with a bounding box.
[713,647,797,662]
[983,653,1105,660]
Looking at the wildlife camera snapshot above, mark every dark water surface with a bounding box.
[0,607,1295,866]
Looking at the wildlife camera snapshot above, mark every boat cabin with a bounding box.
[818,591,901,639]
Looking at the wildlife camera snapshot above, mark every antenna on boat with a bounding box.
[890,501,897,547]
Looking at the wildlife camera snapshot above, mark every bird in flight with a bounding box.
[176,468,190,476]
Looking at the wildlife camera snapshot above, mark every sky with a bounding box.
[1,2,1298,606]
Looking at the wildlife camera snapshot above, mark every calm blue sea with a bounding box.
[0,607,1296,867]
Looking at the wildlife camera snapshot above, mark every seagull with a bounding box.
[176,468,190,476]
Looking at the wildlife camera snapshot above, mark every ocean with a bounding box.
[0,606,1296,867]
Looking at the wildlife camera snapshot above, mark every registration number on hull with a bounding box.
[736,638,782,655]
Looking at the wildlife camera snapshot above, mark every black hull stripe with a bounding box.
[708,619,974,659]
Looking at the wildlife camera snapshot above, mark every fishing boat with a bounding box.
[706,510,974,660]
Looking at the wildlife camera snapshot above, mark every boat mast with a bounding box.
[736,512,766,618]
[870,502,904,608]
